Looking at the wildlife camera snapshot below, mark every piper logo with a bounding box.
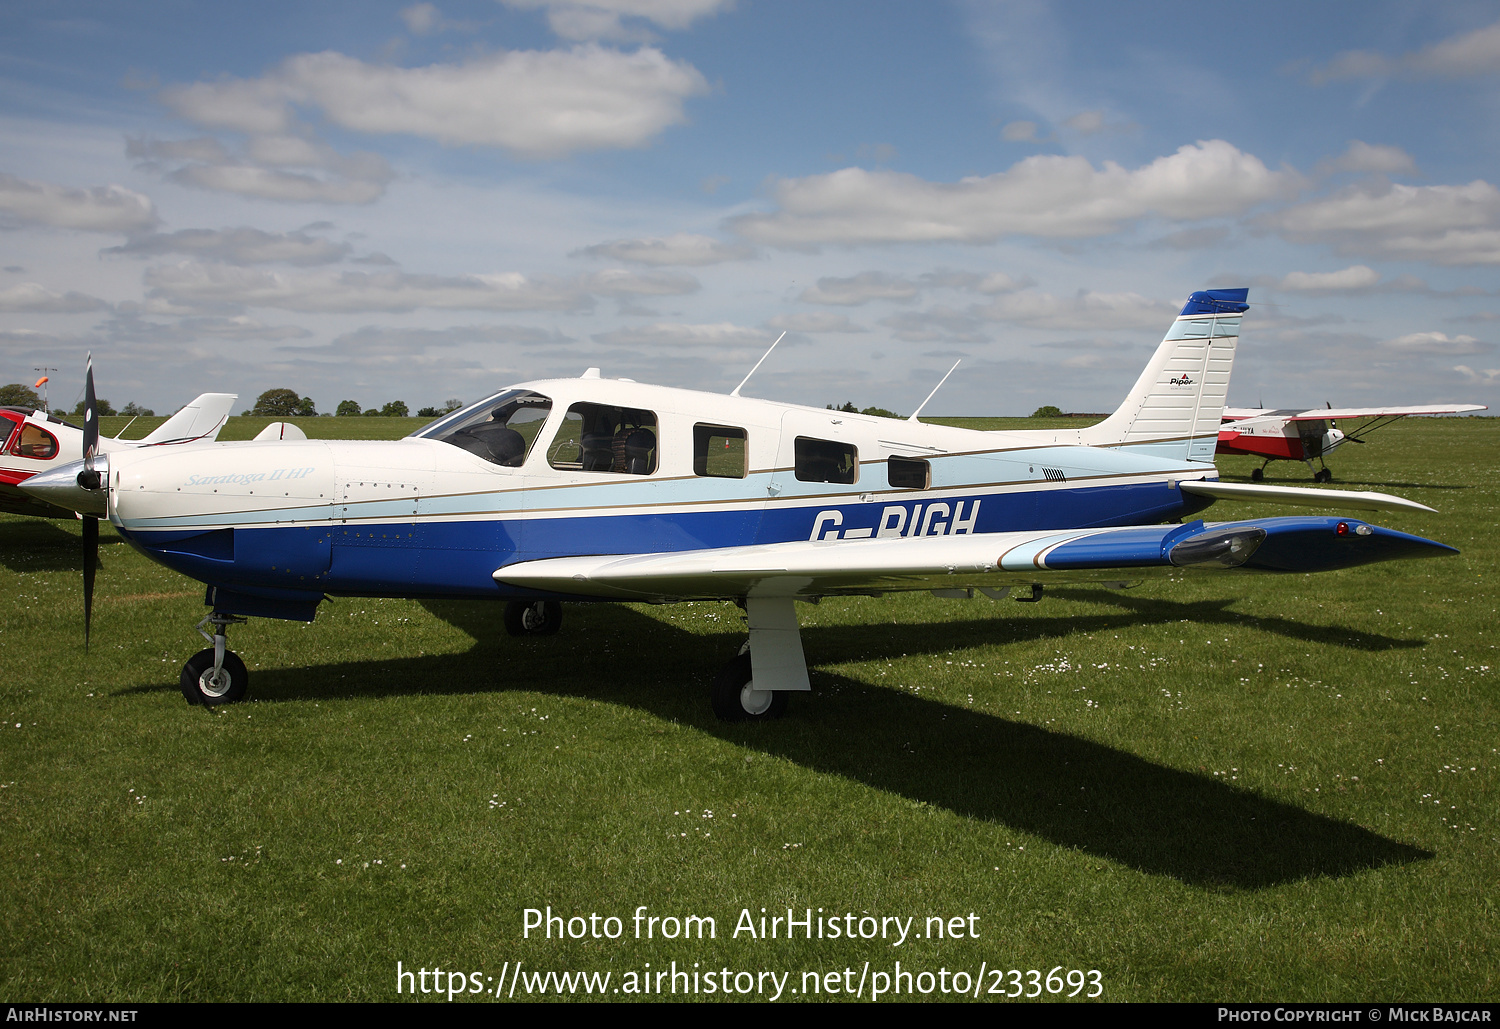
[1169,374,1196,386]
[810,500,981,541]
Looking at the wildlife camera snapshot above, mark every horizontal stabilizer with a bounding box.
[139,393,237,445]
[1177,480,1435,514]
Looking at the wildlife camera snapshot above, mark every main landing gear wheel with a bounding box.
[181,648,249,706]
[1314,468,1333,483]
[1250,467,1264,482]
[711,651,788,722]
[505,600,562,637]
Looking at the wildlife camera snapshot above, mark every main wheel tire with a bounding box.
[181,648,249,706]
[1314,468,1332,483]
[1250,467,1264,482]
[504,600,562,637]
[710,651,789,722]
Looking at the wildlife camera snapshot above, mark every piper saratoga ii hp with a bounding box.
[2,387,237,519]
[24,288,1457,720]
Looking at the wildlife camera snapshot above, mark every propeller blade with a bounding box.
[83,515,97,649]
[78,354,101,491]
[83,353,98,459]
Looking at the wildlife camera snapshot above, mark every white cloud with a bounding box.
[1380,332,1490,356]
[143,261,594,313]
[1001,120,1040,142]
[974,290,1177,331]
[137,261,695,313]
[0,283,110,313]
[879,307,988,343]
[1277,265,1382,293]
[103,227,353,265]
[401,3,441,34]
[501,0,733,41]
[320,324,570,355]
[1317,140,1420,178]
[573,233,754,265]
[1453,364,1500,383]
[1312,19,1500,82]
[1261,179,1500,265]
[765,312,866,333]
[592,321,770,347]
[128,135,393,205]
[799,271,918,306]
[0,172,157,233]
[580,268,700,296]
[731,140,1295,247]
[1064,110,1104,134]
[105,312,314,343]
[158,46,709,158]
[1148,225,1231,250]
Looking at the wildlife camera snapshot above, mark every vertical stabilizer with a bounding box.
[1076,289,1246,462]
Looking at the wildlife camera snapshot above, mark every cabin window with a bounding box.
[548,403,658,475]
[8,423,59,461]
[424,390,552,467]
[887,457,929,490]
[794,437,857,484]
[693,424,747,478]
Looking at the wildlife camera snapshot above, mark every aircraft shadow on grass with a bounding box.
[0,519,121,573]
[124,595,1430,890]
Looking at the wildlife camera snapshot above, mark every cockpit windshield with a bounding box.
[414,390,553,467]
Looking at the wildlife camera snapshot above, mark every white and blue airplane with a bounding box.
[23,288,1456,720]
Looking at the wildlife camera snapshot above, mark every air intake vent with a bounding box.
[1042,467,1067,482]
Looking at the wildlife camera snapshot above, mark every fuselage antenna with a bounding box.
[908,360,961,423]
[729,331,787,397]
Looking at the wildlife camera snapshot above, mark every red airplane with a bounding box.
[1216,403,1487,482]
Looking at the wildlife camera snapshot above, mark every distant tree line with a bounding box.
[237,390,465,418]
[826,400,902,419]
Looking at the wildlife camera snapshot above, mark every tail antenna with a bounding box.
[729,331,787,398]
[908,360,961,423]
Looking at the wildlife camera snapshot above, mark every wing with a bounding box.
[494,517,1455,602]
[1177,481,1435,513]
[1284,404,1487,421]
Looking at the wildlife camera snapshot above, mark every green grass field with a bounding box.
[2,417,1495,1002]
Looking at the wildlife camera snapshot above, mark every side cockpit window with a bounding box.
[7,423,59,461]
[422,390,552,467]
[887,457,929,490]
[548,403,658,475]
[693,424,747,478]
[794,437,857,484]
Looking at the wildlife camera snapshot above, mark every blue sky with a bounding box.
[2,0,1498,417]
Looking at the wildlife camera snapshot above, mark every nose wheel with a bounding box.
[181,613,249,706]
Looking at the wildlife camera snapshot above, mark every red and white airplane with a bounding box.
[1216,403,1487,482]
[2,392,238,519]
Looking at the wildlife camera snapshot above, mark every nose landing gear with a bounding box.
[181,612,249,706]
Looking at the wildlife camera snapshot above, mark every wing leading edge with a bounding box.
[494,517,1455,603]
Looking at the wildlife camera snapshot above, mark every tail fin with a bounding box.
[138,393,238,445]
[1076,288,1246,462]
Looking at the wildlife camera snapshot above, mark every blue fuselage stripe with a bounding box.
[117,480,1191,600]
